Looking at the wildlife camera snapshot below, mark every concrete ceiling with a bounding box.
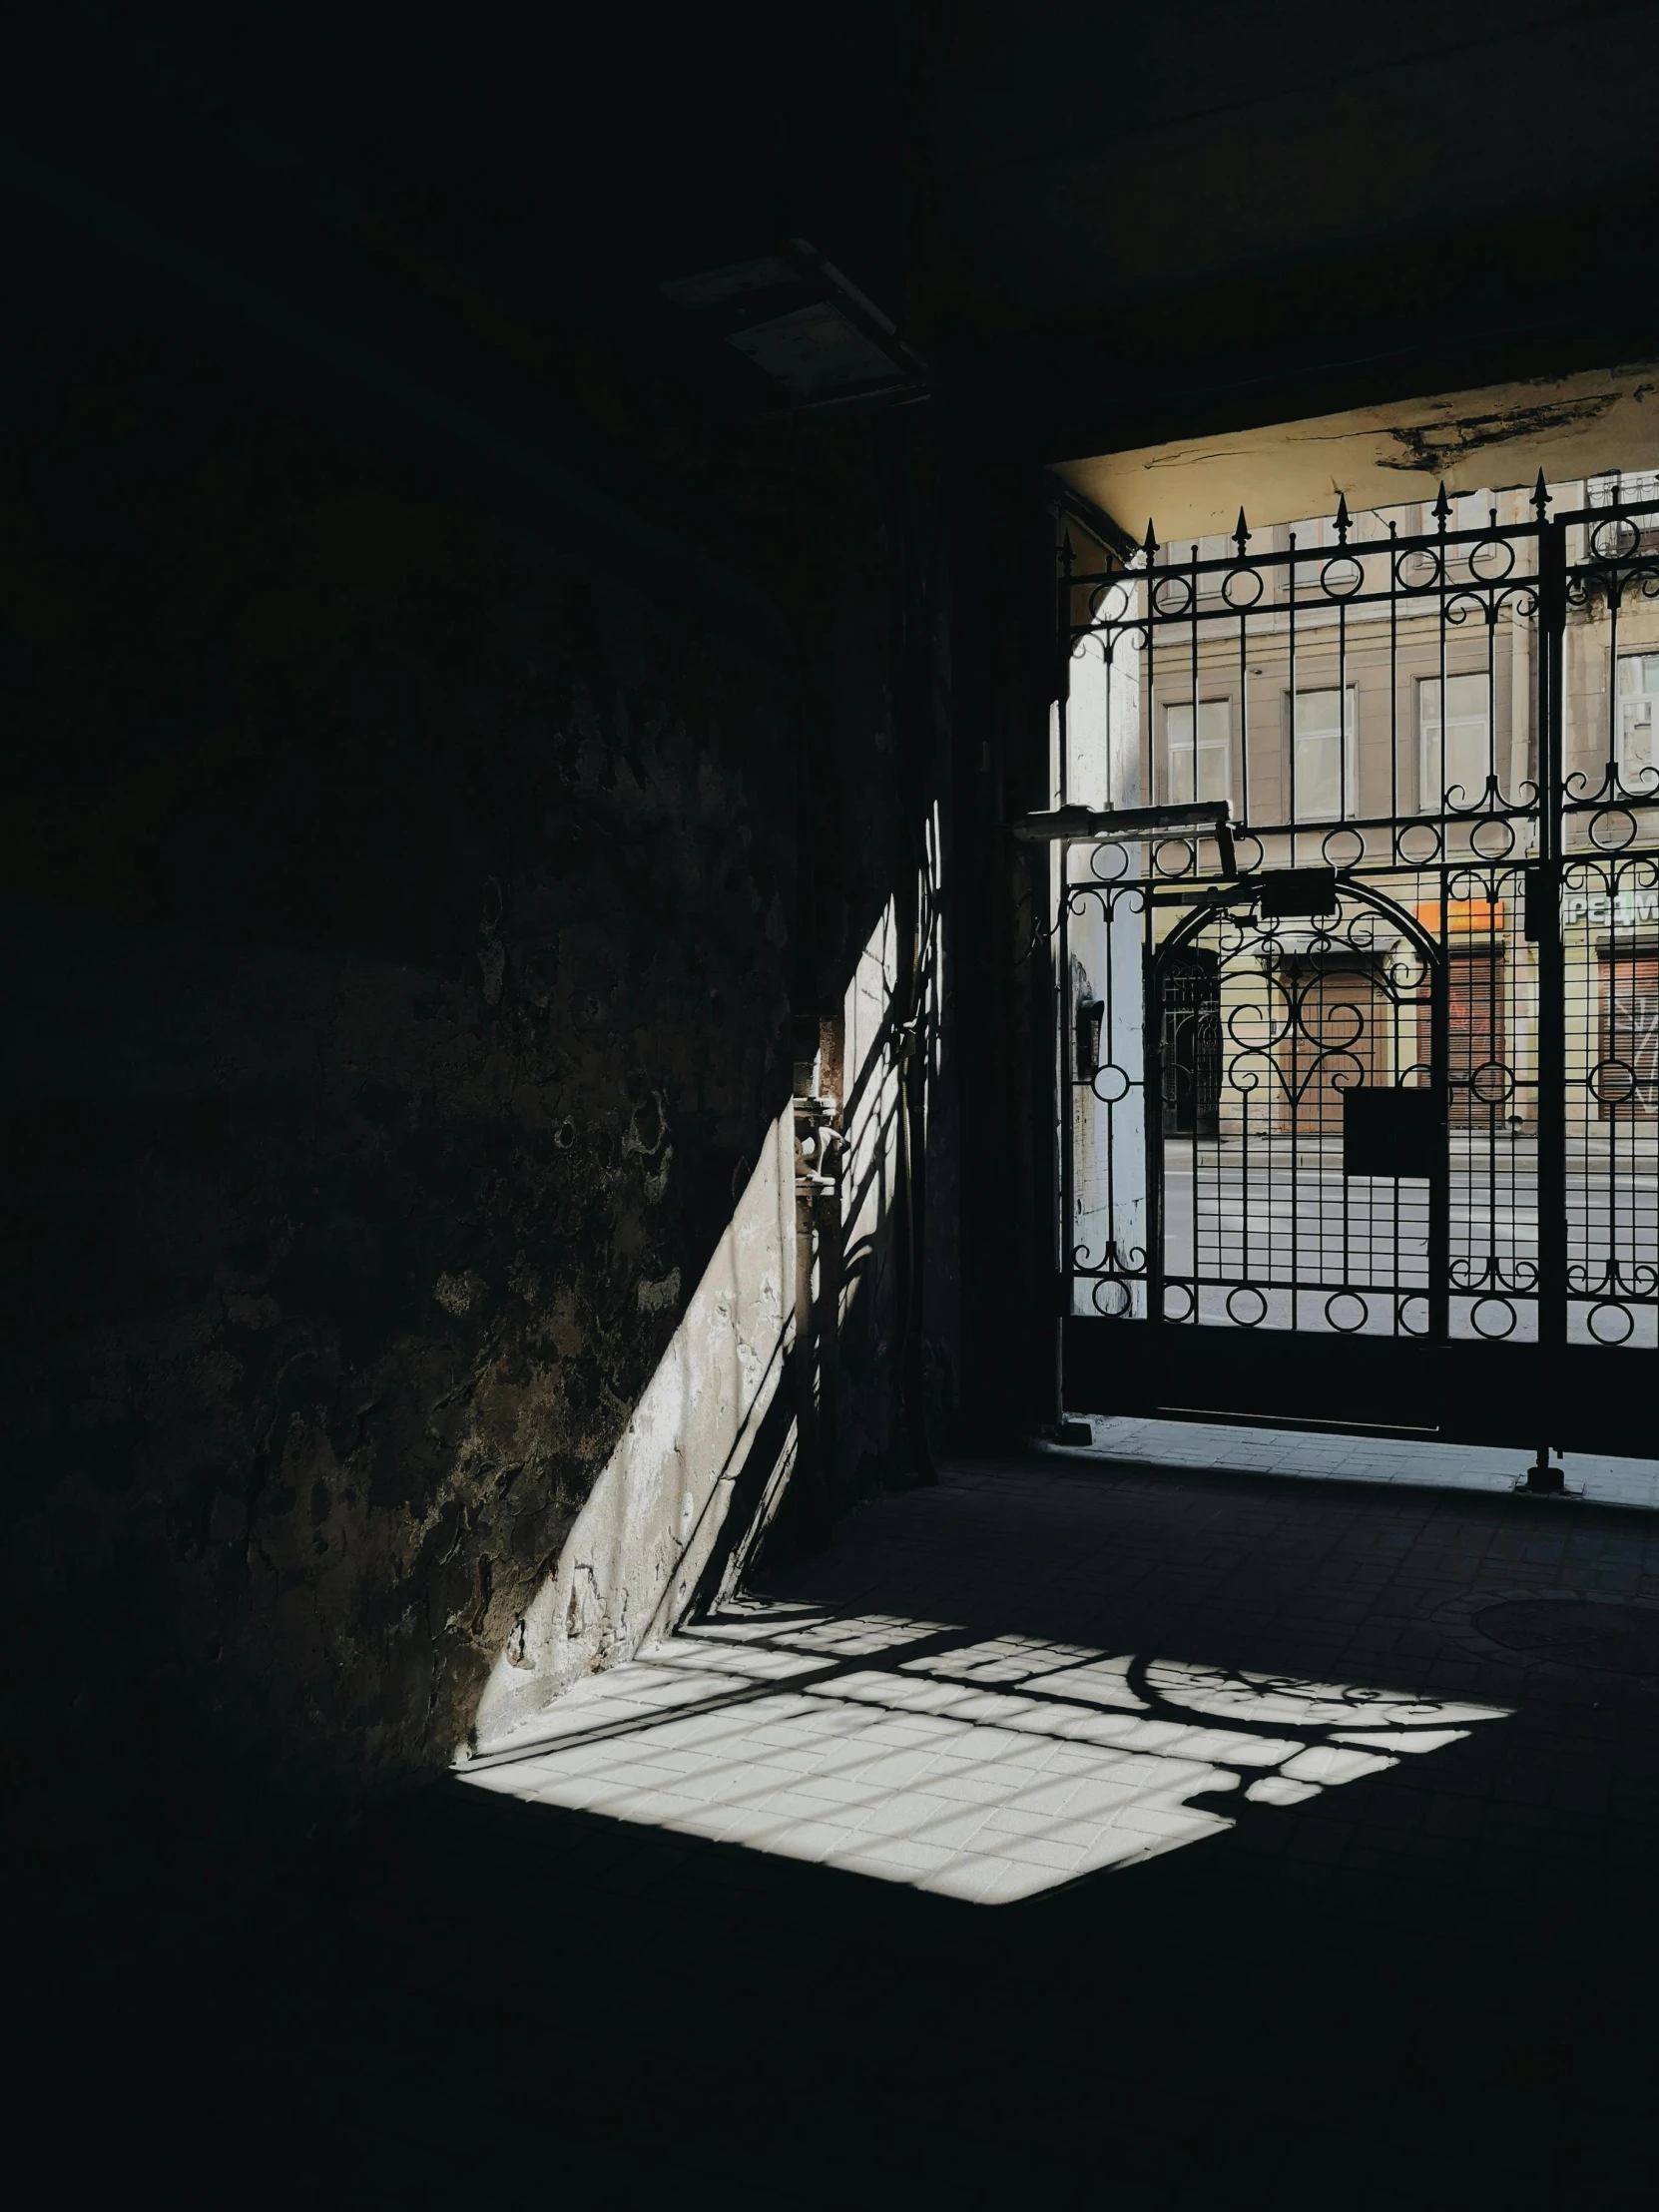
[17,3,1659,470]
[1056,362,1659,544]
[914,4,1659,329]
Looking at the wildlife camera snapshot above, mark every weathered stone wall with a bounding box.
[0,205,930,1915]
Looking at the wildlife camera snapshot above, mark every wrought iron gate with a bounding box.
[1054,478,1659,1453]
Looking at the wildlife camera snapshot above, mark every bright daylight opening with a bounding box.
[1054,388,1659,1386]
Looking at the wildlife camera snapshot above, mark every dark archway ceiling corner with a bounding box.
[15,1,1659,474]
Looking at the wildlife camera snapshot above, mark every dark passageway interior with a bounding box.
[6,4,1659,2201]
[56,1458,1659,2204]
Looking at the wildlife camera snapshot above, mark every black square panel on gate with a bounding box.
[1343,1086,1439,1178]
[1257,866,1338,919]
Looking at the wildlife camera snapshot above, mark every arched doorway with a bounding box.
[1151,878,1445,1344]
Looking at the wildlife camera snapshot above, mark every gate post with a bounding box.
[1527,505,1568,1483]
[1144,930,1167,1350]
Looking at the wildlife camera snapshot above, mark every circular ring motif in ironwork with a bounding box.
[1469,1059,1515,1106]
[1588,1301,1636,1346]
[1477,1066,1530,1114]
[1325,1292,1369,1334]
[1320,554,1365,599]
[1470,1297,1517,1340]
[1092,1280,1133,1320]
[1153,836,1195,877]
[1164,1284,1195,1324]
[1396,1296,1430,1338]
[1470,817,1515,859]
[1590,807,1638,851]
[1394,546,1442,593]
[1589,515,1642,562]
[1088,839,1130,882]
[1321,827,1366,869]
[1395,822,1441,865]
[1590,1058,1637,1107]
[1226,1285,1268,1328]
[1092,580,1134,626]
[1221,565,1265,610]
[1467,536,1516,582]
[1091,1061,1132,1104]
[1150,573,1194,617]
[1232,831,1266,874]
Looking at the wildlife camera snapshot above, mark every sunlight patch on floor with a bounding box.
[456,1603,1508,1904]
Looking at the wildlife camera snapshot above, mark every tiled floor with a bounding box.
[65,1453,1659,2207]
[1073,1411,1659,1510]
[462,1606,1508,1903]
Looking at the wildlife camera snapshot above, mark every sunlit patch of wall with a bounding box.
[830,896,905,1475]
[468,878,937,1744]
[470,1108,796,1747]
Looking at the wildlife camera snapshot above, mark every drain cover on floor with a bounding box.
[1475,1598,1659,1674]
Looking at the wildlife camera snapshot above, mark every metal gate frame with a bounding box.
[1049,479,1659,1456]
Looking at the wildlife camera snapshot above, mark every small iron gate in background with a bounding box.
[1054,480,1659,1454]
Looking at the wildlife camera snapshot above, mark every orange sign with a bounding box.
[1413,900,1503,935]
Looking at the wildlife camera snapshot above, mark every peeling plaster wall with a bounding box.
[472,1105,795,1749]
[0,214,932,1915]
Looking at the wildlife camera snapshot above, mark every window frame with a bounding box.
[1161,697,1233,809]
[1417,669,1493,812]
[1616,652,1659,795]
[1288,683,1360,823]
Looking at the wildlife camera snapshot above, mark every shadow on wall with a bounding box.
[469,895,911,1752]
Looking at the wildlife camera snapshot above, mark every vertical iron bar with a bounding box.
[1057,541,1077,1363]
[1536,514,1568,1372]
[1388,520,1400,830]
[1142,545,1163,1348]
[1428,891,1451,1346]
[1146,917,1166,1343]
[1337,570,1351,1304]
[1237,574,1250,834]
[1189,541,1200,813]
[1049,532,1073,1420]
[1286,534,1301,1324]
[1288,530,1299,861]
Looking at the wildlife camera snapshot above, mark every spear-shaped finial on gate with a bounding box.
[1335,491,1351,543]
[1233,505,1252,555]
[1530,467,1551,518]
[1431,481,1452,532]
[1141,518,1158,566]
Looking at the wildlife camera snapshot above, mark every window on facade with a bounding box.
[1588,470,1659,508]
[1418,491,1492,536]
[1190,534,1231,600]
[1419,672,1492,808]
[1288,511,1376,598]
[1598,951,1659,1120]
[1292,687,1358,820]
[1617,654,1659,791]
[1164,700,1231,805]
[1587,471,1659,553]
